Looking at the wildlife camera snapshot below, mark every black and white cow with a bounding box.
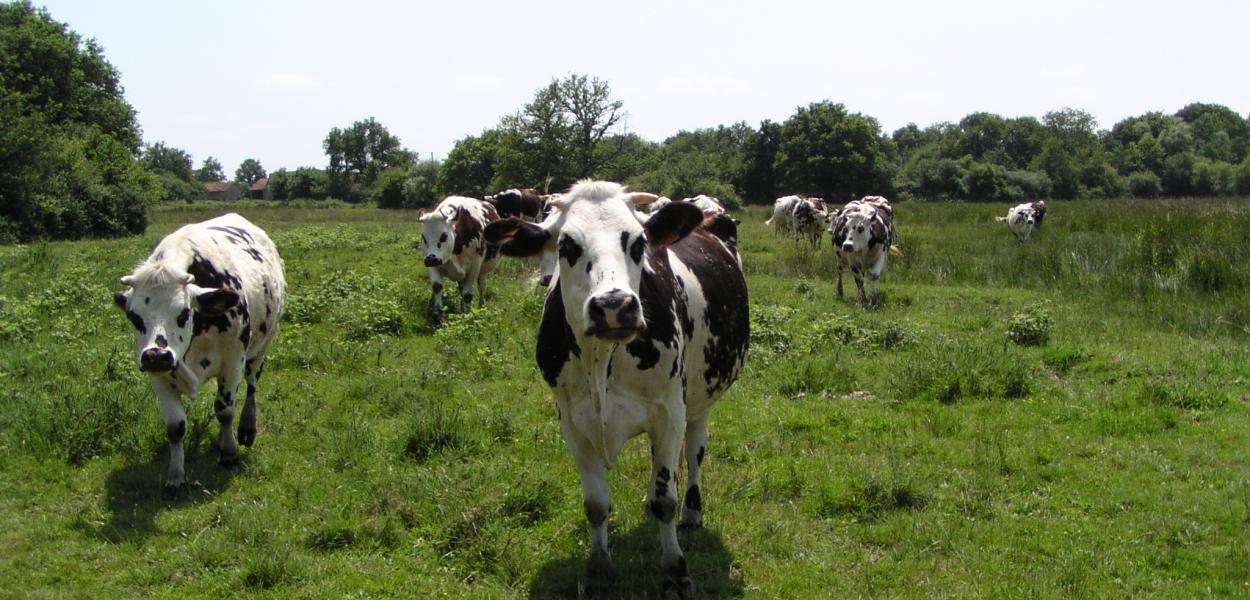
[418,196,501,315]
[829,196,896,305]
[996,200,1046,241]
[485,181,749,593]
[765,195,802,236]
[113,213,286,495]
[485,188,543,221]
[792,196,829,247]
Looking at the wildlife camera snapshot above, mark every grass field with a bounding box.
[2,196,1249,598]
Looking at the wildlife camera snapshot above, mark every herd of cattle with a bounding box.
[111,182,1046,593]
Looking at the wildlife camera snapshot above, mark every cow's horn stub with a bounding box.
[630,192,659,206]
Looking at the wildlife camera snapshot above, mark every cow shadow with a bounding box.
[529,523,744,599]
[87,439,243,544]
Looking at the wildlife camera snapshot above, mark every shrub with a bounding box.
[1006,301,1052,346]
[1127,171,1163,198]
[372,167,408,208]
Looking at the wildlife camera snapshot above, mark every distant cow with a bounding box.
[683,194,728,217]
[113,213,286,495]
[830,196,896,304]
[419,196,501,316]
[485,181,749,594]
[765,195,802,236]
[792,197,829,246]
[996,200,1046,241]
[485,188,543,221]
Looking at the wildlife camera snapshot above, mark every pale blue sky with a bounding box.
[36,0,1250,174]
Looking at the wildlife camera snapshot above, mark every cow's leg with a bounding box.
[215,359,243,466]
[835,263,845,299]
[238,356,265,447]
[428,270,445,319]
[461,265,480,311]
[869,252,888,306]
[649,403,692,594]
[155,381,188,496]
[679,414,710,532]
[476,264,489,308]
[561,417,613,581]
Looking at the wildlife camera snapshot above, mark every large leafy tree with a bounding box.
[557,74,624,179]
[235,158,266,185]
[323,117,415,201]
[774,101,894,200]
[195,156,224,182]
[0,1,154,241]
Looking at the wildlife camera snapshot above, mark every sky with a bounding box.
[35,0,1250,174]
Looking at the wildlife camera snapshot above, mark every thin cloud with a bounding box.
[456,73,505,93]
[253,73,325,93]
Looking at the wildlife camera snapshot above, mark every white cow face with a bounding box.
[114,273,238,374]
[485,182,703,342]
[418,205,459,267]
[839,208,876,253]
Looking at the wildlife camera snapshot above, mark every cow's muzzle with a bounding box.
[140,348,176,372]
[841,242,855,252]
[424,255,443,267]
[539,274,552,287]
[585,290,644,341]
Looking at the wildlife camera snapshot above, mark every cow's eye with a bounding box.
[439,233,448,243]
[856,226,865,233]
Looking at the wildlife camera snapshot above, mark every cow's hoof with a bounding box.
[237,426,256,447]
[585,549,615,583]
[219,452,241,468]
[163,481,189,500]
[661,575,695,598]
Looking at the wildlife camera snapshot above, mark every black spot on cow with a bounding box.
[670,227,749,398]
[585,259,593,274]
[166,419,186,443]
[536,282,582,387]
[214,398,227,412]
[431,281,443,294]
[125,311,145,334]
[144,297,150,305]
[188,252,233,290]
[200,358,211,368]
[650,496,676,523]
[624,251,686,371]
[259,322,268,334]
[154,334,168,349]
[176,308,190,328]
[684,485,702,512]
[696,446,705,465]
[619,231,630,254]
[629,235,646,264]
[208,225,255,246]
[584,498,610,527]
[558,236,583,267]
[192,311,231,337]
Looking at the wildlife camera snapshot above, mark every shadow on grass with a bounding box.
[529,522,744,599]
[88,444,244,544]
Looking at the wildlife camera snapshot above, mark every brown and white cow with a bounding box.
[792,196,829,247]
[765,195,802,236]
[418,196,501,316]
[485,188,543,221]
[829,196,896,304]
[113,213,286,495]
[996,200,1046,241]
[485,181,749,593]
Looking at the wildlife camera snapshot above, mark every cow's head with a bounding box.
[838,205,885,253]
[113,266,238,374]
[418,205,461,267]
[485,181,702,343]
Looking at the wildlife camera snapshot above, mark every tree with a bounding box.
[141,142,193,182]
[401,158,443,209]
[774,101,894,200]
[0,1,154,241]
[557,74,625,178]
[324,117,415,201]
[235,158,266,185]
[195,156,224,182]
[439,129,504,198]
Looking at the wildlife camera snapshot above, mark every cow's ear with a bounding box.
[645,201,703,248]
[485,218,550,257]
[417,208,427,219]
[113,291,128,310]
[191,286,239,316]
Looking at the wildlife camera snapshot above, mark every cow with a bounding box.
[682,194,728,217]
[112,213,286,496]
[996,200,1046,241]
[485,188,543,221]
[484,181,749,594]
[648,196,673,213]
[765,195,802,236]
[792,196,829,247]
[418,196,501,316]
[830,196,896,305]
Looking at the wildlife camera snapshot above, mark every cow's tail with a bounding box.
[889,245,903,257]
[589,341,616,470]
[995,216,1008,222]
[764,216,775,226]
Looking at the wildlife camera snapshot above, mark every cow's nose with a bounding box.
[424,255,442,267]
[841,242,854,252]
[539,274,552,287]
[140,348,175,372]
[585,290,643,340]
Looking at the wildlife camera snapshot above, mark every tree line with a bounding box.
[3,0,1249,243]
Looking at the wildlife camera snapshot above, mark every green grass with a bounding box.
[2,197,1250,597]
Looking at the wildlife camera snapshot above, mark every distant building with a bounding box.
[248,177,271,200]
[200,181,243,201]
